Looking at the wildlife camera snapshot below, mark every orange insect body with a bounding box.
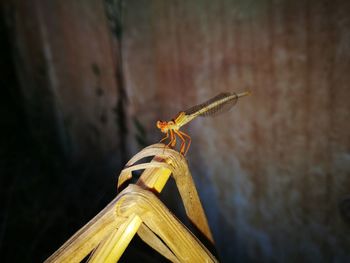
[157,91,251,155]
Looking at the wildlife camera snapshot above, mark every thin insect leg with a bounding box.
[176,131,186,154]
[171,130,177,147]
[179,130,191,155]
[167,129,175,148]
[159,131,169,144]
[174,130,186,155]
[162,130,173,155]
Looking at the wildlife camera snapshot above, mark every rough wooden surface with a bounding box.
[7,0,350,261]
[122,0,350,261]
[9,0,121,162]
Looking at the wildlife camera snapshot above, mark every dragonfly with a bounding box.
[156,90,251,155]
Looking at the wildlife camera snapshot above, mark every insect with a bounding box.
[156,91,251,155]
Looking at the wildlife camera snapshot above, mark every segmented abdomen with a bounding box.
[184,92,238,117]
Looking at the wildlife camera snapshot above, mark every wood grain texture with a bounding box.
[7,0,350,261]
[10,0,121,162]
[122,0,350,261]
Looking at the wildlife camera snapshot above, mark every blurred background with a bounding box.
[1,0,350,262]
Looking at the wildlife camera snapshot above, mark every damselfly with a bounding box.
[157,91,251,155]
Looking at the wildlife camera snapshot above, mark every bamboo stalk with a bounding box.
[45,144,217,262]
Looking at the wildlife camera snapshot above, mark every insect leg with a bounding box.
[174,130,186,155]
[178,131,191,155]
[167,129,174,148]
[159,131,169,144]
[171,130,177,147]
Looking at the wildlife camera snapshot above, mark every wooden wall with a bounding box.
[6,0,350,261]
[122,0,350,261]
[8,0,122,164]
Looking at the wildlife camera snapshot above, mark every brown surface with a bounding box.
[10,0,121,161]
[6,0,350,261]
[122,0,350,261]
